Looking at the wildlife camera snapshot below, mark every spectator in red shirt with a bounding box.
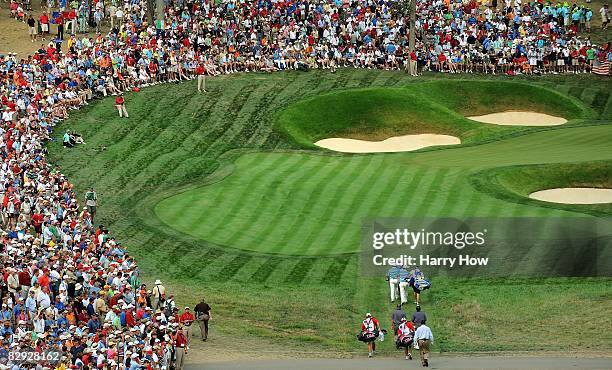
[115,93,128,118]
[196,64,206,93]
[179,307,195,345]
[32,212,44,235]
[174,326,188,370]
[39,13,49,39]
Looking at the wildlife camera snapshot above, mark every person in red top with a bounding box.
[124,306,136,327]
[180,307,195,345]
[37,271,50,290]
[32,212,44,235]
[17,269,31,290]
[115,93,128,118]
[361,312,380,358]
[174,325,188,370]
[396,317,415,360]
[196,63,206,93]
[40,13,49,39]
[409,50,418,76]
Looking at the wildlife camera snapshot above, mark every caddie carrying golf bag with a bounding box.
[412,268,431,291]
[396,333,414,349]
[357,330,379,343]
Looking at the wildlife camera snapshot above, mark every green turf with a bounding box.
[47,70,612,354]
[155,125,612,256]
[278,81,591,148]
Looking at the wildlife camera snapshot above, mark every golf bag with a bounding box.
[396,333,414,349]
[414,278,431,291]
[357,330,379,343]
[412,268,431,291]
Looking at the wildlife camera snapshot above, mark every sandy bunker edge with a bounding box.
[315,134,461,153]
[467,111,567,126]
[529,188,612,204]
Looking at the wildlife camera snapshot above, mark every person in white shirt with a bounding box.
[36,287,51,310]
[414,323,434,367]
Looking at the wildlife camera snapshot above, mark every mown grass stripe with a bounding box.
[422,168,468,217]
[88,90,199,187]
[251,155,336,248]
[249,256,285,283]
[321,256,352,284]
[386,166,429,217]
[437,168,476,216]
[224,154,312,247]
[356,161,409,217]
[184,154,292,236]
[213,254,255,281]
[251,156,365,250]
[329,162,406,251]
[296,157,376,253]
[411,168,451,216]
[268,156,351,254]
[304,156,377,253]
[284,155,386,254]
[314,157,392,252]
[284,257,317,284]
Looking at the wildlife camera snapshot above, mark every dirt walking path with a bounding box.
[187,356,612,370]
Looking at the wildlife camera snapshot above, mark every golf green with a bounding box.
[155,125,612,255]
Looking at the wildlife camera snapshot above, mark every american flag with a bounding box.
[593,60,610,76]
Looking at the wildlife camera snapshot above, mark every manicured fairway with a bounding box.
[156,125,612,256]
[47,70,612,354]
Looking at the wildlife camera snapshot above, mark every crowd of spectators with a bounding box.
[8,0,612,76]
[0,0,609,368]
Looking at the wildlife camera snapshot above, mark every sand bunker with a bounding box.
[529,188,612,204]
[467,111,567,126]
[315,134,460,153]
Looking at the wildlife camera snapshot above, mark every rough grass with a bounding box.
[277,81,592,148]
[47,70,612,354]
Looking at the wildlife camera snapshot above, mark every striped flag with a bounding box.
[593,60,610,76]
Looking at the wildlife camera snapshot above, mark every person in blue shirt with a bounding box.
[87,315,101,333]
[0,322,13,341]
[0,305,12,322]
[63,130,74,148]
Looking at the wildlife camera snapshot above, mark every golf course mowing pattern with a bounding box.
[48,70,612,353]
[156,125,612,256]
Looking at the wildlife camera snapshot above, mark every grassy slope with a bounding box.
[278,81,591,148]
[47,70,612,354]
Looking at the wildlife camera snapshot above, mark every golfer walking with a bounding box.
[414,323,434,367]
[194,297,212,341]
